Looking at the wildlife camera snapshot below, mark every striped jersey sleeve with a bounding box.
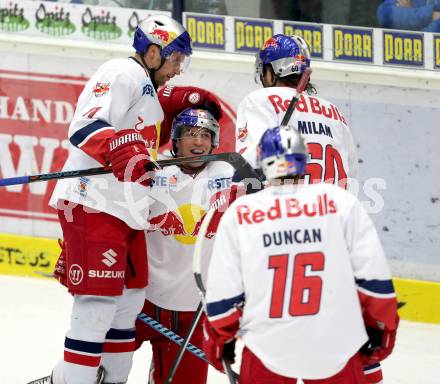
[205,205,244,338]
[345,199,398,331]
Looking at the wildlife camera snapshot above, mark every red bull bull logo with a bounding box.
[92,82,110,97]
[263,37,278,49]
[148,204,206,245]
[237,126,248,142]
[293,54,306,67]
[151,27,171,44]
[133,119,161,159]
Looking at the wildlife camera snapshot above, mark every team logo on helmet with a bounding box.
[93,82,110,97]
[150,27,177,46]
[262,37,278,49]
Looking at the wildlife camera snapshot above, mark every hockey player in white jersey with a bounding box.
[234,33,387,383]
[40,15,219,384]
[235,34,358,193]
[204,126,399,383]
[134,107,234,383]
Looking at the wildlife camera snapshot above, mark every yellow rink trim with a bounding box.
[1,233,439,323]
[0,233,59,279]
[394,277,440,324]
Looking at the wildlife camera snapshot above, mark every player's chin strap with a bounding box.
[138,53,164,91]
[133,45,167,91]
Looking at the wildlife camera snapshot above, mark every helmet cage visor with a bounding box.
[254,54,264,84]
[171,108,220,147]
[163,51,191,73]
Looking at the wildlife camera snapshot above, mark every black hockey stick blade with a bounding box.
[26,376,51,384]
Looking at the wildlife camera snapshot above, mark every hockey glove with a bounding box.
[202,318,236,372]
[53,239,67,288]
[360,315,399,365]
[158,86,223,145]
[108,129,154,187]
[192,184,246,238]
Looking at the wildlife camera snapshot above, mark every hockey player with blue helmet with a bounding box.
[132,14,192,89]
[254,34,311,88]
[235,34,359,195]
[204,126,398,384]
[134,107,233,384]
[256,124,308,181]
[234,33,383,383]
[36,14,204,384]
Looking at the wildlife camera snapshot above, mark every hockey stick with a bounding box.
[164,302,204,384]
[193,207,237,384]
[0,152,261,187]
[280,67,312,127]
[137,313,209,363]
[137,312,240,382]
[166,159,262,383]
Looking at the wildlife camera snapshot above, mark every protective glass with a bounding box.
[180,127,212,141]
[254,53,264,84]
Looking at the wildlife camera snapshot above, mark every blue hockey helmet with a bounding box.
[133,14,192,72]
[256,126,308,180]
[171,108,220,147]
[255,34,311,83]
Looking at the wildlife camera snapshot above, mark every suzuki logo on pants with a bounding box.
[102,249,117,267]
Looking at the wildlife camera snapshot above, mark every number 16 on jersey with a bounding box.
[268,252,324,318]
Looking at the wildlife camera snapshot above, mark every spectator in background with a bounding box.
[259,0,301,21]
[322,0,382,27]
[377,0,440,32]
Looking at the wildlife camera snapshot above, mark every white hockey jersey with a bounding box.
[236,87,358,191]
[50,57,164,229]
[145,161,234,311]
[206,183,396,379]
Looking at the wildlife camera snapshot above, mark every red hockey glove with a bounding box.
[158,86,223,146]
[360,315,399,365]
[202,318,236,372]
[108,129,154,187]
[192,184,246,238]
[206,184,245,238]
[53,239,67,288]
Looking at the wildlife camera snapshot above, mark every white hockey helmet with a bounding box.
[133,14,192,72]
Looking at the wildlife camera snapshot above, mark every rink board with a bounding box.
[0,232,439,324]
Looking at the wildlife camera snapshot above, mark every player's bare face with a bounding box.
[175,126,212,168]
[154,52,188,86]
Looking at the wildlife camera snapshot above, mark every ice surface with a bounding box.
[1,275,439,384]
